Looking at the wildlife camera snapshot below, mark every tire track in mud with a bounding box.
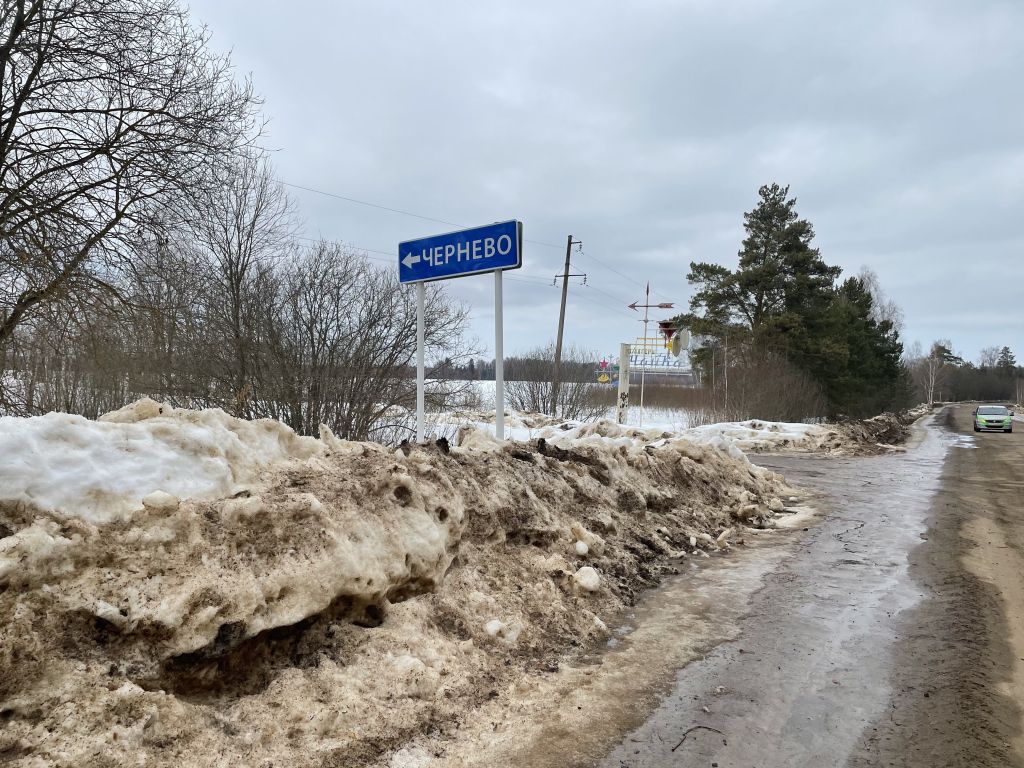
[848,406,1024,768]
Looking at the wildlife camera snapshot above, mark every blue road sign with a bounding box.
[399,220,522,284]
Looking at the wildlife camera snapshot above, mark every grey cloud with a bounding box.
[190,0,1024,362]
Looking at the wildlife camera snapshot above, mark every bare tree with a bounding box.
[978,346,1000,369]
[8,298,135,417]
[921,356,943,405]
[334,262,475,442]
[904,339,923,364]
[859,267,904,334]
[914,340,956,404]
[715,353,827,422]
[0,3,487,433]
[120,224,210,403]
[248,242,476,441]
[0,0,259,348]
[190,150,295,416]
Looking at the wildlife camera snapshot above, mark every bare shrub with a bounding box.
[585,355,826,425]
[189,151,296,417]
[5,309,133,417]
[258,243,476,441]
[506,343,605,420]
[2,237,476,444]
[720,355,827,422]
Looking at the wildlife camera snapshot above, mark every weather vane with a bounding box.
[628,283,674,428]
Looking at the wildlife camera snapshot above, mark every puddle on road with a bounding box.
[600,545,793,649]
[950,433,978,449]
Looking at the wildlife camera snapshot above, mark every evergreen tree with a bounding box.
[678,183,906,417]
[997,346,1017,374]
[684,183,840,349]
[814,277,905,415]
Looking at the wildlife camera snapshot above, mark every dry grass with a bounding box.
[587,356,826,425]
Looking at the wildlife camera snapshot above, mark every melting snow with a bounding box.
[0,399,804,768]
[0,398,320,522]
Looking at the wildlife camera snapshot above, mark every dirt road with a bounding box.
[596,405,1024,768]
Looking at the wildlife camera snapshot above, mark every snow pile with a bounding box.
[454,405,930,456]
[831,406,932,451]
[456,416,830,454]
[0,400,795,768]
[0,398,320,523]
[682,420,827,452]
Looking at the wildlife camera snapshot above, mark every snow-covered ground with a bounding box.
[446,384,930,457]
[471,377,694,430]
[0,398,801,768]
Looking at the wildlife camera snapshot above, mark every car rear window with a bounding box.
[977,406,1008,415]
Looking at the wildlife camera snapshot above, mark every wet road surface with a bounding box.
[598,405,1024,768]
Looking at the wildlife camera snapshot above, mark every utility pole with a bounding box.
[551,234,583,416]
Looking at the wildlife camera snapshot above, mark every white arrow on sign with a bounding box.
[401,251,421,269]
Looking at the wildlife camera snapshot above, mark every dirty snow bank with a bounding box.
[543,418,827,454]
[0,400,795,768]
[451,403,932,456]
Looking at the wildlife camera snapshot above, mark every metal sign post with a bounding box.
[399,220,522,442]
[415,283,425,442]
[494,271,504,440]
[627,284,674,428]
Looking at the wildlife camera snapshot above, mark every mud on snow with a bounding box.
[0,400,918,767]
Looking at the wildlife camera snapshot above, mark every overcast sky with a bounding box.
[188,0,1022,364]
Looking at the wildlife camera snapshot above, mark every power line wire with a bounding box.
[282,179,650,311]
[576,248,676,303]
[502,274,633,319]
[584,282,632,308]
[507,275,559,286]
[291,237,393,264]
[282,182,464,228]
[288,239,637,324]
[282,180,563,250]
[283,176,686,310]
[573,293,637,321]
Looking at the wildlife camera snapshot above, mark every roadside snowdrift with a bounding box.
[0,401,794,768]
[450,404,931,456]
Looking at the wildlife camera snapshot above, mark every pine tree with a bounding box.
[997,346,1017,374]
[684,183,840,347]
[679,183,905,417]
